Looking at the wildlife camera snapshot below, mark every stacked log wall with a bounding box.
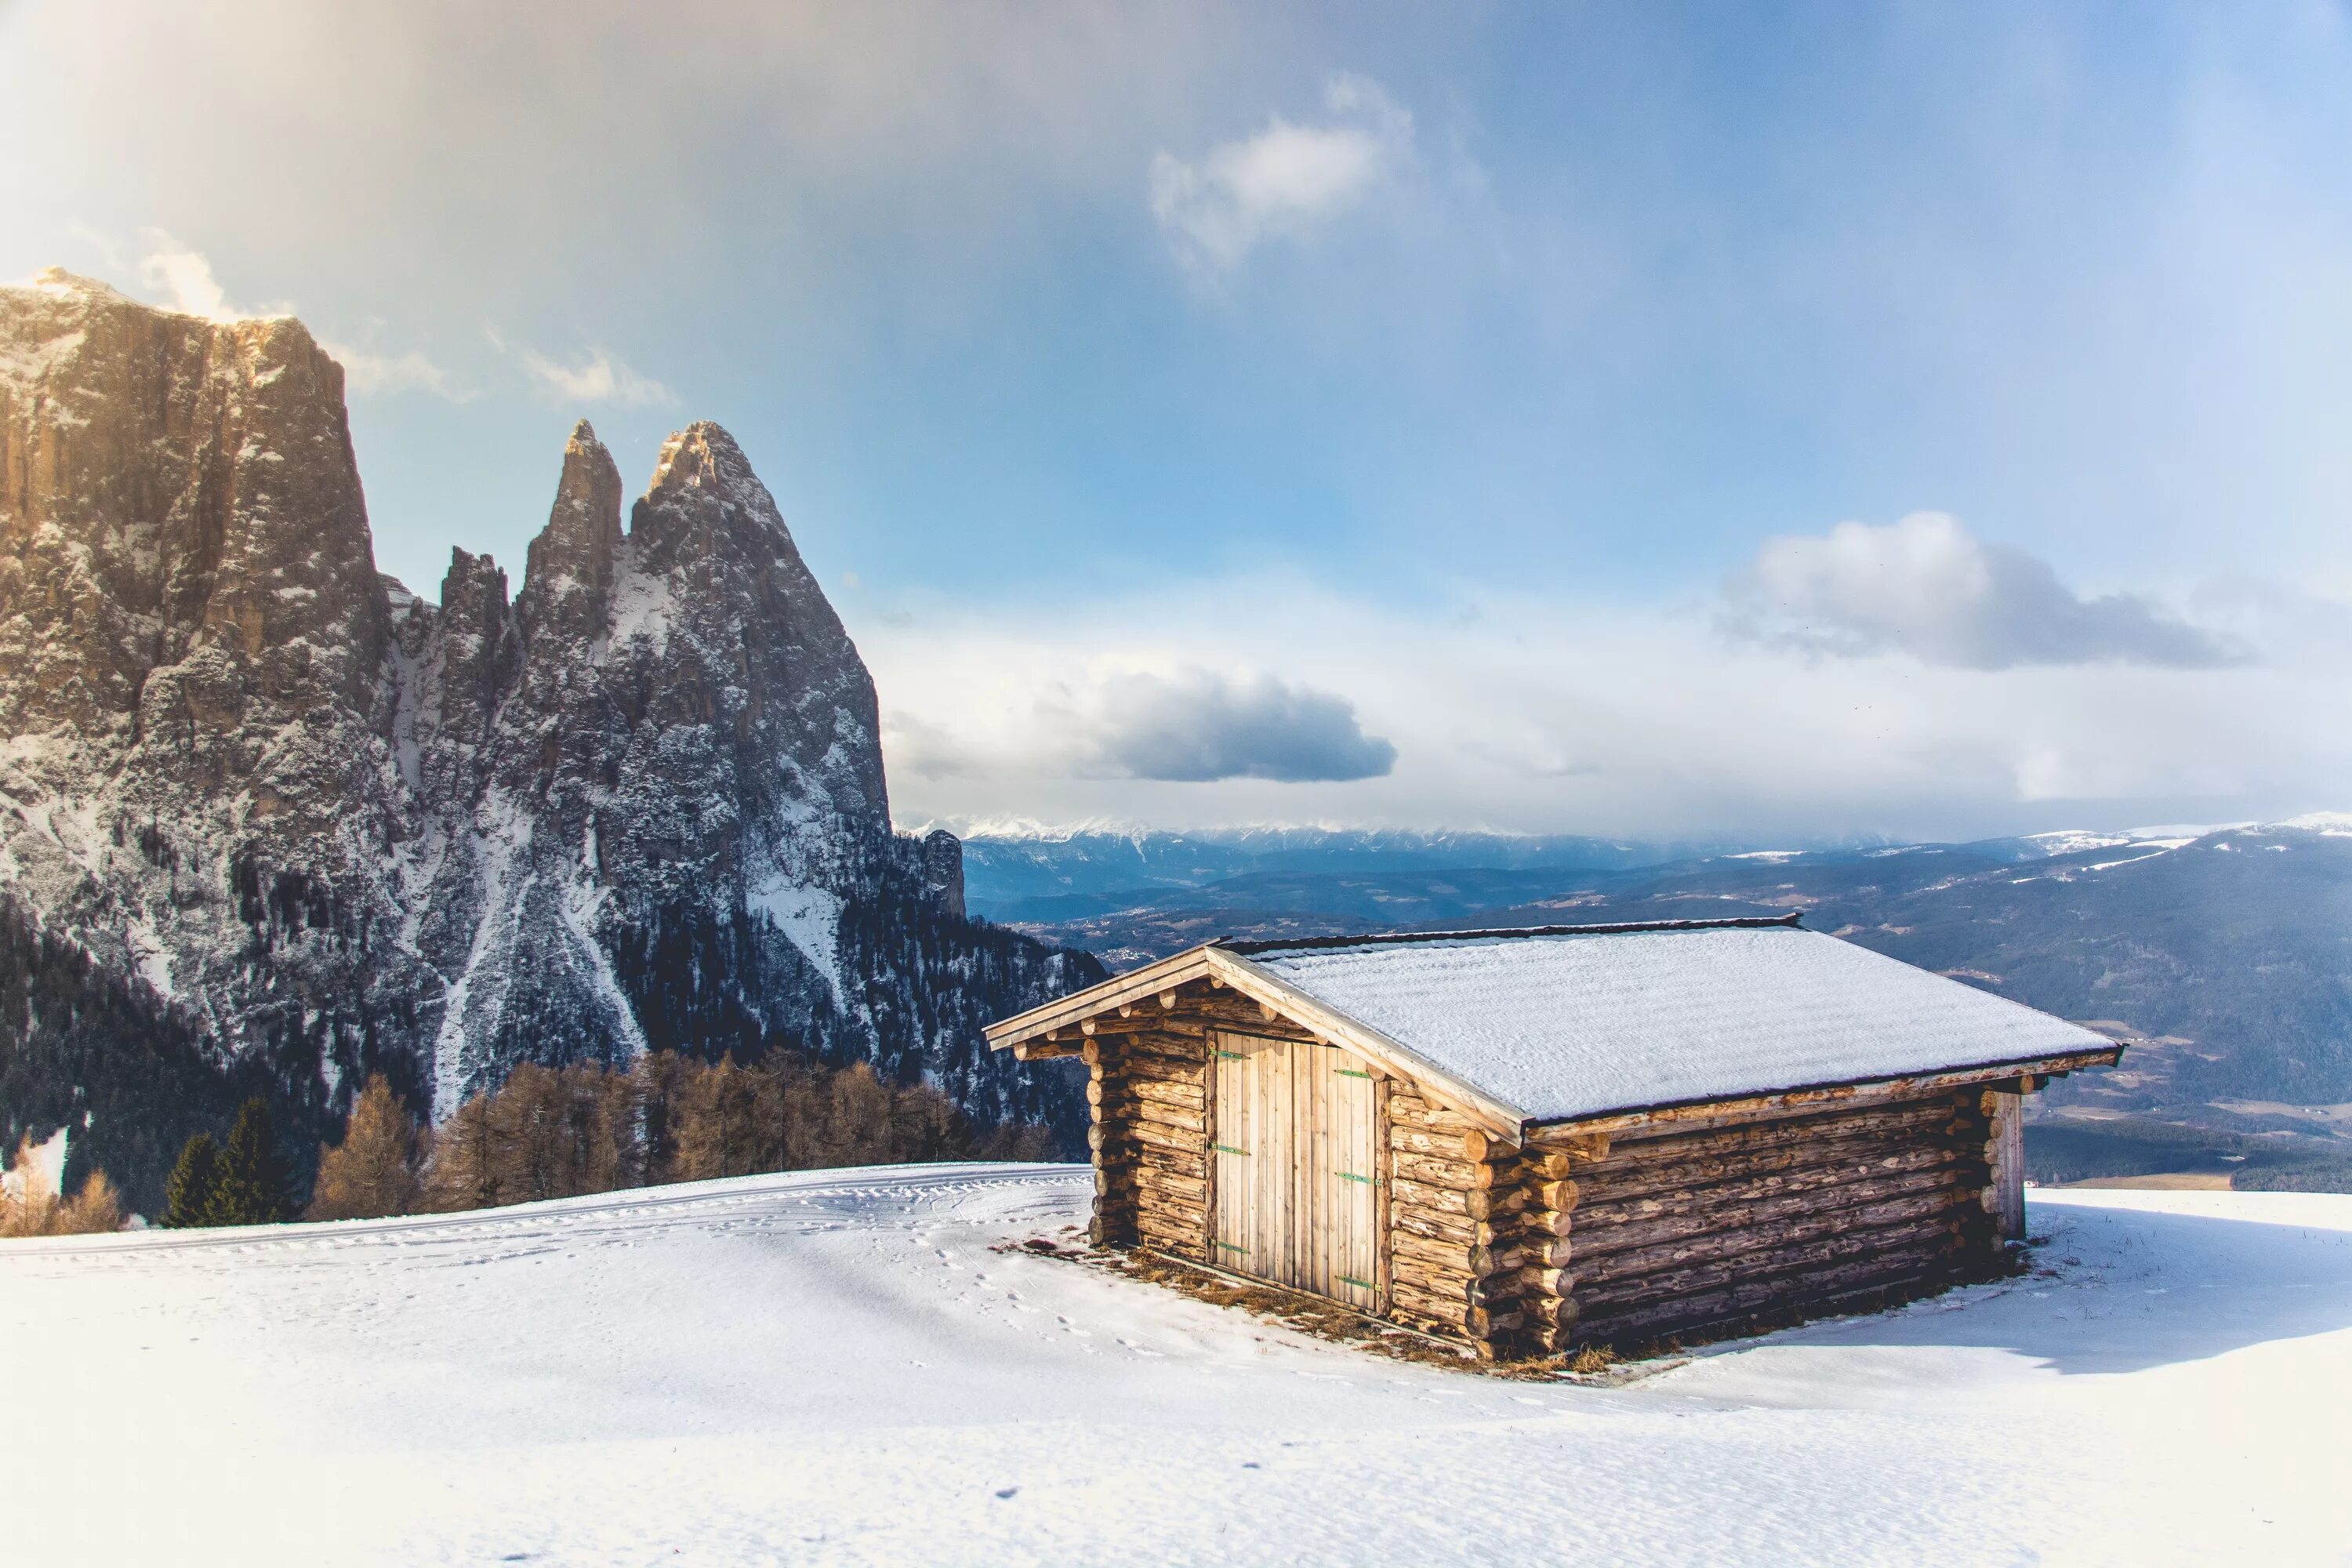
[1073,978,2029,1359]
[1086,1024,1210,1259]
[1552,1087,2005,1351]
[1381,1083,1567,1348]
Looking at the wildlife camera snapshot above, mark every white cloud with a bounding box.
[1085,669,1396,782]
[883,662,1396,786]
[124,232,464,398]
[1150,73,1414,272]
[510,341,677,408]
[862,570,2333,839]
[318,340,468,400]
[134,232,282,321]
[1722,512,2245,670]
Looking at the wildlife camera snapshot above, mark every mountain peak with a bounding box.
[521,416,626,633]
[18,266,126,302]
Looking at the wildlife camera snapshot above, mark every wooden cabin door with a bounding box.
[1211,1033,1381,1312]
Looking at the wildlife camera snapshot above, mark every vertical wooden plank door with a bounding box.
[1210,1033,1381,1312]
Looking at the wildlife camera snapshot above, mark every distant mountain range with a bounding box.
[966,818,2352,1179]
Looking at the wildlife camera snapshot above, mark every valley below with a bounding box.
[970,819,2352,1191]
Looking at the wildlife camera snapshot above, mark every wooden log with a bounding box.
[1182,1003,1323,1041]
[1134,1199,1207,1239]
[1124,1076,1207,1111]
[1123,1166,1209,1205]
[1497,1205,1573,1238]
[1391,1229,1484,1276]
[1576,1095,1965,1173]
[1137,1220,1205,1257]
[1389,1123,1483,1159]
[1389,1252,1480,1294]
[1511,1151,1573,1181]
[1134,1143,1208,1179]
[1578,1107,1974,1188]
[1389,1203,1494,1249]
[1573,1184,1976,1288]
[1388,1282,1518,1338]
[1523,1131,1611,1163]
[1102,1137,1200,1176]
[1577,1140,1969,1223]
[1519,1177,1577,1210]
[1103,1098,1208,1137]
[1572,1165,1968,1266]
[1390,1150,1508,1192]
[1570,1212,1968,1315]
[1495,1234,1573,1270]
[1574,1145,1969,1236]
[1574,1240,1969,1346]
[1482,1265,1573,1301]
[1123,1118,1207,1159]
[1386,1093,1483,1137]
[1540,1052,2112,1141]
[1570,1125,1972,1211]
[1391,1177,1525,1221]
[1116,1031,1210,1067]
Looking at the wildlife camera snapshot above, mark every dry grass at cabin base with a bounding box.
[1000,1229,2031,1384]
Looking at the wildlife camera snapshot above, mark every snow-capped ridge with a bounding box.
[0,285,1095,1200]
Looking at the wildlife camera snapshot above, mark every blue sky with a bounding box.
[5,2,2351,837]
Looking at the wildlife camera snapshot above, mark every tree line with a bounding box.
[156,1051,1058,1226]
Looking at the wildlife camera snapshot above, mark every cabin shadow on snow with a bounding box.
[1735,1199,2352,1378]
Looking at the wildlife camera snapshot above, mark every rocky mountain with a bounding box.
[0,270,1098,1206]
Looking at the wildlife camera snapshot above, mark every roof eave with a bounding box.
[1522,1044,2125,1142]
[983,944,1222,1054]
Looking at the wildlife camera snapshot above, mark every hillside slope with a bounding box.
[1003,819,2352,1118]
[5,1167,2346,1564]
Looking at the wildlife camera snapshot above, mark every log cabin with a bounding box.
[986,914,2123,1359]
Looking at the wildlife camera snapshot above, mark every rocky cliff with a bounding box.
[0,270,1097,1205]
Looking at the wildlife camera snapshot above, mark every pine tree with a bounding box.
[161,1132,223,1228]
[209,1098,299,1225]
[55,1171,123,1234]
[553,1062,639,1196]
[419,1091,503,1212]
[307,1075,426,1221]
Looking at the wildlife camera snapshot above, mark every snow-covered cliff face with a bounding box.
[0,271,1095,1203]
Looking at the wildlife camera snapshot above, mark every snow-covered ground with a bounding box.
[7,1171,2350,1566]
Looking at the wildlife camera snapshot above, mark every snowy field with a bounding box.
[7,1168,2350,1566]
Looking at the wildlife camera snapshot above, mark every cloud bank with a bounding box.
[1722,513,2245,670]
[1088,670,1396,782]
[862,561,2325,840]
[1150,74,1414,273]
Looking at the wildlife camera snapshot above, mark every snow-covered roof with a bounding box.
[1229,920,2114,1124]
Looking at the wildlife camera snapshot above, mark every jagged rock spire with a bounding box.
[519,419,624,639]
